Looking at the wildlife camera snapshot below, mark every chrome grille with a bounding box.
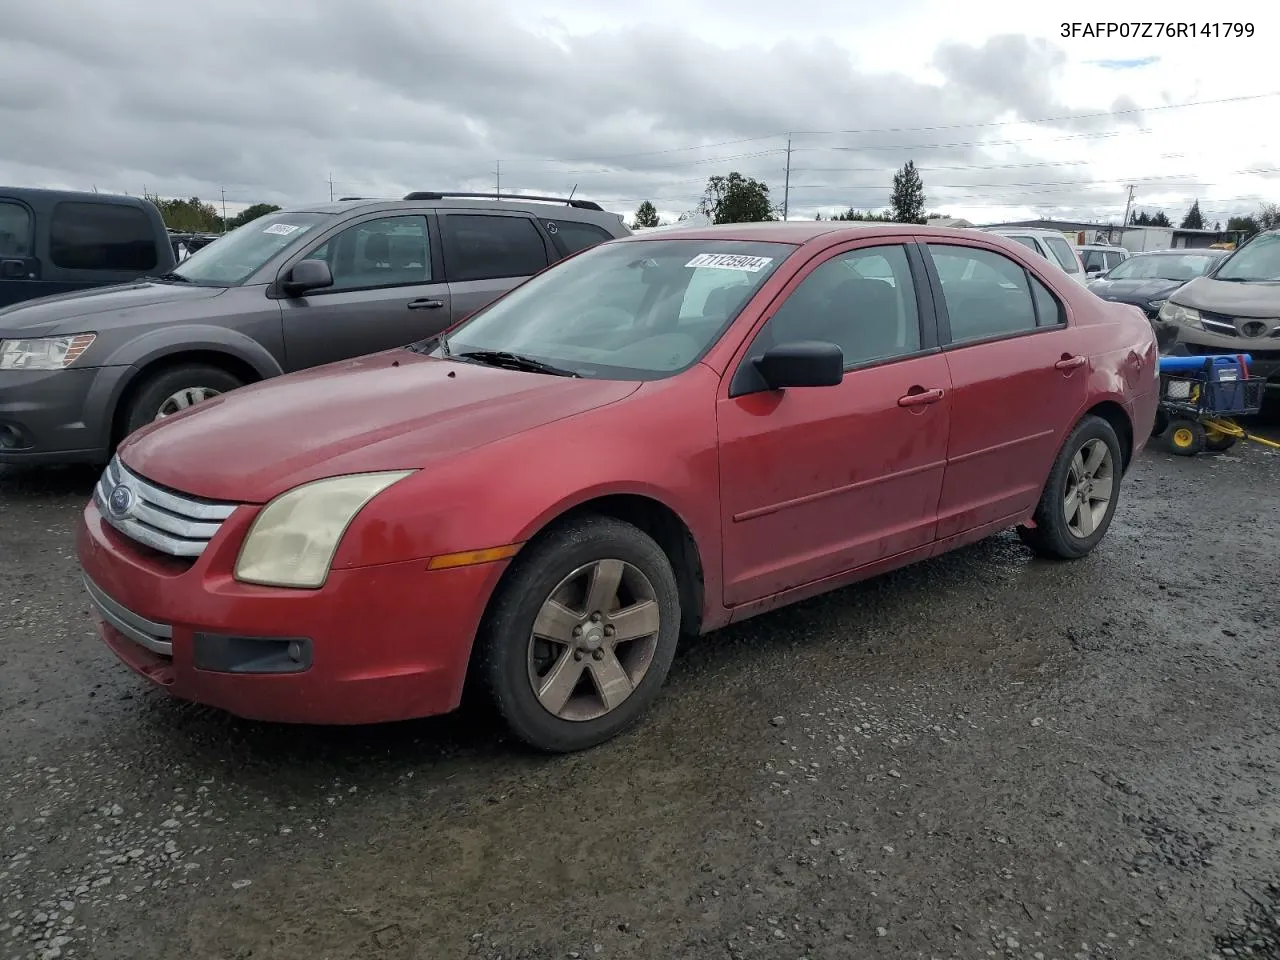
[1200,310,1280,339]
[94,456,238,558]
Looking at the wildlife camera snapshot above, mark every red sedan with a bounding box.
[76,222,1159,752]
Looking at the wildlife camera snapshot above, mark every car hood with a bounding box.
[1088,277,1183,302]
[1171,276,1280,317]
[118,350,642,503]
[0,281,227,337]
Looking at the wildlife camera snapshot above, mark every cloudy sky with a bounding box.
[1,0,1275,227]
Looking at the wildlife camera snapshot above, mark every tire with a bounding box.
[1151,407,1170,439]
[1017,414,1124,560]
[1166,418,1205,457]
[478,515,681,753]
[122,364,244,437]
[1204,434,1237,452]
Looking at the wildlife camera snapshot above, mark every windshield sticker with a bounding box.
[262,223,302,236]
[685,253,773,272]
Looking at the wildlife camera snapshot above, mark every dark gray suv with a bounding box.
[0,192,630,466]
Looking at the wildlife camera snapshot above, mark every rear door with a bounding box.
[0,196,39,308]
[920,240,1089,540]
[277,213,451,371]
[438,211,553,324]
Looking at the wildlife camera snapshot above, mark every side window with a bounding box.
[1029,273,1066,327]
[321,215,429,292]
[1106,251,1125,270]
[0,201,34,257]
[758,244,920,367]
[545,220,614,256]
[443,214,549,282]
[49,202,158,271]
[1043,234,1081,274]
[1008,236,1040,253]
[1080,250,1103,272]
[927,244,1038,343]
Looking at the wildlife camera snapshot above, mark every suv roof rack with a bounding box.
[402,191,604,212]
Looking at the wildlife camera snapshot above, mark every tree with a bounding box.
[1150,210,1172,227]
[831,207,890,221]
[1226,214,1259,236]
[1180,200,1205,230]
[148,195,221,232]
[226,203,282,230]
[889,160,926,224]
[1129,210,1149,226]
[631,200,660,229]
[1258,202,1280,231]
[699,172,775,224]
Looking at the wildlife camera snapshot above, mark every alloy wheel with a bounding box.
[1063,438,1114,538]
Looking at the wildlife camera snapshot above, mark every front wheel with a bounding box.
[122,364,244,437]
[1017,415,1124,560]
[478,515,681,753]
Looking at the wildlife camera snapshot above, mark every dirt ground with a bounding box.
[2,423,1278,960]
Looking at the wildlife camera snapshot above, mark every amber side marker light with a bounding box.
[427,543,523,570]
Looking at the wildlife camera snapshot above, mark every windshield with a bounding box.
[171,212,332,285]
[1213,232,1280,282]
[1106,253,1221,281]
[436,238,796,380]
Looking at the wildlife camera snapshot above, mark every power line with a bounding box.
[498,91,1279,166]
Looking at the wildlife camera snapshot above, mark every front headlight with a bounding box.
[234,471,415,588]
[0,334,97,371]
[1148,299,1167,310]
[1157,301,1200,327]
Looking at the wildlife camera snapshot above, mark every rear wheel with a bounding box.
[1166,418,1205,456]
[478,515,681,752]
[1017,415,1123,560]
[122,364,244,437]
[1203,423,1238,452]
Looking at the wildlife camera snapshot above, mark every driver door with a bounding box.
[716,241,951,606]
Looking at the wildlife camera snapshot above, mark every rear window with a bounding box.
[49,202,158,271]
[443,214,550,282]
[0,200,33,257]
[546,220,615,255]
[1043,235,1081,273]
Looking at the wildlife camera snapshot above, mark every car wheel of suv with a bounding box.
[1017,414,1123,560]
[479,515,681,753]
[123,364,244,436]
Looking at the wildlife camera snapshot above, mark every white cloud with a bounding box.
[0,0,1275,227]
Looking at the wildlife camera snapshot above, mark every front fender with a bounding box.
[101,324,285,379]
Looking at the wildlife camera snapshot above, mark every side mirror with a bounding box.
[280,259,333,296]
[753,340,844,390]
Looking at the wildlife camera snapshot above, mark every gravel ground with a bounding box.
[2,422,1278,960]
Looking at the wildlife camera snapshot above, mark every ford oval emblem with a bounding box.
[108,484,135,518]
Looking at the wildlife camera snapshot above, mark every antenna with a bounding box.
[495,160,501,198]
[328,172,335,202]
[220,187,227,233]
[568,183,577,200]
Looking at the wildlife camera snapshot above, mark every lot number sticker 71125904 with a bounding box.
[685,253,774,272]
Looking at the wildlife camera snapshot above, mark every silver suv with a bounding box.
[0,192,630,466]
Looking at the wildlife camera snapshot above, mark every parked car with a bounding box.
[1076,243,1129,279]
[985,227,1088,285]
[1088,248,1229,327]
[1154,229,1280,393]
[0,192,630,466]
[77,222,1159,752]
[0,186,176,309]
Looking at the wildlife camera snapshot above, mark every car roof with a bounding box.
[288,195,622,222]
[0,185,153,207]
[1133,248,1227,256]
[610,220,1005,245]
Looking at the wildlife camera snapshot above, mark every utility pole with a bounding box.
[220,187,227,233]
[495,160,501,198]
[782,136,792,221]
[1121,184,1136,229]
[328,172,335,202]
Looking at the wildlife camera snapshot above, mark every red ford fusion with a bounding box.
[77,222,1159,752]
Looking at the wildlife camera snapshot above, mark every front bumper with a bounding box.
[76,499,508,725]
[0,365,127,464]
[1156,321,1280,386]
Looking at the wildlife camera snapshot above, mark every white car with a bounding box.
[984,228,1088,286]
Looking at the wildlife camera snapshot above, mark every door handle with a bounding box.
[1055,354,1087,371]
[407,298,445,310]
[897,387,945,407]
